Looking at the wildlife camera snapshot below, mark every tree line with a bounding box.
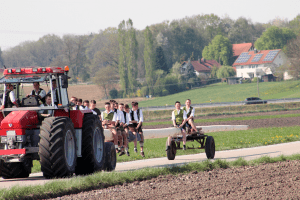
[0,14,299,98]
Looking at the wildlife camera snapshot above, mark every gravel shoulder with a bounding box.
[52,160,300,199]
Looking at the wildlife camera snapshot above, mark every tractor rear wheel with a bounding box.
[205,136,215,159]
[75,114,105,175]
[103,142,116,171]
[39,117,77,178]
[0,158,32,179]
[167,141,176,160]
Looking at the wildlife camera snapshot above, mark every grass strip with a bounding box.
[31,126,300,173]
[3,154,300,200]
[143,112,300,126]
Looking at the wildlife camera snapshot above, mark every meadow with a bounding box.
[138,80,300,107]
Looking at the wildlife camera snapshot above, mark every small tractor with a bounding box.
[0,66,116,179]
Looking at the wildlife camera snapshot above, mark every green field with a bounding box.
[138,80,300,107]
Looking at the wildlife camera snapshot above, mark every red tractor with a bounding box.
[0,66,116,179]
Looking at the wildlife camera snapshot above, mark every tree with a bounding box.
[143,26,155,95]
[216,66,236,78]
[255,26,296,50]
[202,35,233,65]
[125,19,138,94]
[285,35,300,79]
[93,65,119,99]
[289,15,300,35]
[0,48,4,67]
[155,46,168,72]
[210,66,218,78]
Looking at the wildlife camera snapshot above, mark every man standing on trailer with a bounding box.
[90,100,101,120]
[183,99,197,133]
[129,101,145,157]
[101,102,119,153]
[118,103,130,156]
[27,82,46,104]
[166,101,187,151]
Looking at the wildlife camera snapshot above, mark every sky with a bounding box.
[0,0,299,51]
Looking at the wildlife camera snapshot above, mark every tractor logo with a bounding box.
[8,124,13,127]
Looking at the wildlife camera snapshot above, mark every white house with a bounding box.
[233,49,290,80]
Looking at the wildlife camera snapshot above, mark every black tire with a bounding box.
[103,142,116,171]
[167,141,176,160]
[205,136,215,159]
[39,117,77,178]
[75,114,105,175]
[0,158,32,179]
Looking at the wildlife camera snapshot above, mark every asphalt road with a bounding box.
[0,141,299,189]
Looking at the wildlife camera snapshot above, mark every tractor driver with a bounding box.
[0,83,18,110]
[166,101,187,151]
[101,102,119,153]
[27,82,46,104]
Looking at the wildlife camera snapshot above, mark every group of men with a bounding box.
[102,100,144,157]
[69,96,101,117]
[166,99,197,151]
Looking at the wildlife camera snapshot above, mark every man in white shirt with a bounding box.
[39,94,57,117]
[118,103,130,156]
[27,82,46,104]
[182,99,197,133]
[1,83,18,111]
[167,101,187,151]
[101,102,119,153]
[129,101,145,157]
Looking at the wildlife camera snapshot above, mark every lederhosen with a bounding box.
[174,109,186,129]
[32,88,46,104]
[4,91,14,116]
[183,106,193,128]
[129,109,143,133]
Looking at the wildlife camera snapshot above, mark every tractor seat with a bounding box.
[22,96,40,107]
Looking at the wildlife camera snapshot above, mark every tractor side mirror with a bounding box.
[61,75,68,88]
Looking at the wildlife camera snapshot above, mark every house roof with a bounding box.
[232,43,253,57]
[182,59,221,73]
[232,49,281,66]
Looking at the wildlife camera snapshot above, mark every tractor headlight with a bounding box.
[7,69,12,73]
[1,136,7,143]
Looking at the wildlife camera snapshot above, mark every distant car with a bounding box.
[244,97,267,105]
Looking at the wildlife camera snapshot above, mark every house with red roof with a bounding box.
[181,58,221,79]
[232,49,289,79]
[232,43,254,60]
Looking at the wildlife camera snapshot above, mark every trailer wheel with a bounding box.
[39,117,77,178]
[205,136,215,159]
[75,114,105,175]
[0,158,32,179]
[167,141,176,160]
[103,142,116,171]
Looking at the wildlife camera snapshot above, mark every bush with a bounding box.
[252,77,261,82]
[109,89,118,99]
[242,78,251,83]
[141,86,149,97]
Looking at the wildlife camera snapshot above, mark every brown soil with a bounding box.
[52,160,300,199]
[144,110,300,129]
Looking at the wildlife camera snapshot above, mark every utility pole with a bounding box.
[256,70,259,97]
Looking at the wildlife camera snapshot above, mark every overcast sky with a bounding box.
[0,0,299,50]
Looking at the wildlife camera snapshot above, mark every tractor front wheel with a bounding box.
[75,114,105,175]
[0,158,32,179]
[39,117,77,179]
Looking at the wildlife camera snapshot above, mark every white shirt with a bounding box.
[30,89,46,99]
[115,109,123,122]
[183,106,195,117]
[172,109,187,121]
[118,110,128,124]
[101,110,117,122]
[39,104,58,115]
[2,90,16,105]
[72,105,86,111]
[129,109,143,123]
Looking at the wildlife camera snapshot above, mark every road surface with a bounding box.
[0,141,299,189]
